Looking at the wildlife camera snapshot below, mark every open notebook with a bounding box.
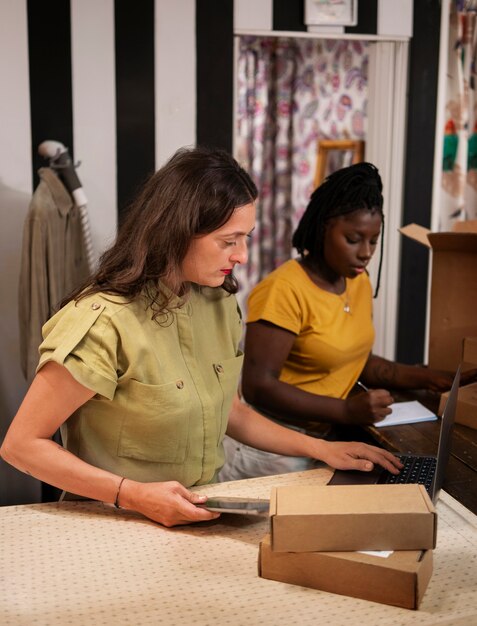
[375,400,437,428]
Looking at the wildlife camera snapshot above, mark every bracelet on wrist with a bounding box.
[114,477,126,509]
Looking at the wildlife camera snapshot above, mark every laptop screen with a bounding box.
[431,365,461,502]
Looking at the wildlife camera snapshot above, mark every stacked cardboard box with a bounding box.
[258,484,436,610]
[438,336,477,430]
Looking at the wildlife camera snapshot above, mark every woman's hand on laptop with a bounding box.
[315,441,403,474]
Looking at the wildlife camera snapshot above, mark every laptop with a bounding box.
[328,365,461,503]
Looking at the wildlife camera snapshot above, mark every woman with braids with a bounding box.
[1,149,402,526]
[219,162,474,481]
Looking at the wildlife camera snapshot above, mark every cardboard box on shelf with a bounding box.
[258,534,433,610]
[462,336,477,370]
[269,484,436,553]
[438,336,477,429]
[399,221,477,371]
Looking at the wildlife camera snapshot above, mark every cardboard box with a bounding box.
[439,381,477,429]
[463,336,477,365]
[259,534,433,610]
[438,336,477,429]
[269,484,436,552]
[399,221,477,371]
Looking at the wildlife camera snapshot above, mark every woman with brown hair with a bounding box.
[1,148,401,526]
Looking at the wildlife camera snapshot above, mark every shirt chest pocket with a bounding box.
[117,379,191,464]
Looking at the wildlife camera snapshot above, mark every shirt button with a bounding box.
[176,380,184,389]
[91,302,101,310]
[215,364,224,374]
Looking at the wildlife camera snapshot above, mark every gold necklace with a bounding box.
[341,279,351,314]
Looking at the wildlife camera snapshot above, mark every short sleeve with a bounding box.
[247,276,302,335]
[37,299,119,400]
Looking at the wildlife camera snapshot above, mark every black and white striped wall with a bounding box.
[1,0,415,225]
[0,0,438,504]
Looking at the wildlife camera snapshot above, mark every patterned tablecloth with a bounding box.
[1,468,476,626]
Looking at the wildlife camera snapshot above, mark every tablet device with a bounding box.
[196,496,269,516]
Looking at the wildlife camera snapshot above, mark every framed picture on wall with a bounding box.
[305,0,358,27]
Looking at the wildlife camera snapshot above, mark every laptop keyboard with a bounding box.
[377,455,437,494]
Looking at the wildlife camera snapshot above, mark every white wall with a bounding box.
[71,0,117,264]
[155,0,196,167]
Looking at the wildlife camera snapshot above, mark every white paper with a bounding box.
[357,550,394,558]
[375,400,437,428]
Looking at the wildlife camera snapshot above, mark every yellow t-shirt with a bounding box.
[247,259,374,399]
[37,285,243,487]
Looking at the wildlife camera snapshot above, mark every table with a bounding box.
[2,469,476,626]
[366,389,477,515]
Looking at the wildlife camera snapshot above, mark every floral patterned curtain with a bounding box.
[234,36,368,314]
[441,1,477,229]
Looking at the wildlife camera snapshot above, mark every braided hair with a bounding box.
[292,162,384,297]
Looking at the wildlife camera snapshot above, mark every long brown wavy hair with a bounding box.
[65,146,258,319]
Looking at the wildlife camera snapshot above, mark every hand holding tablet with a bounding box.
[196,496,270,516]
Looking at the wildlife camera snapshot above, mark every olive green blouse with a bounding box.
[37,285,244,487]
